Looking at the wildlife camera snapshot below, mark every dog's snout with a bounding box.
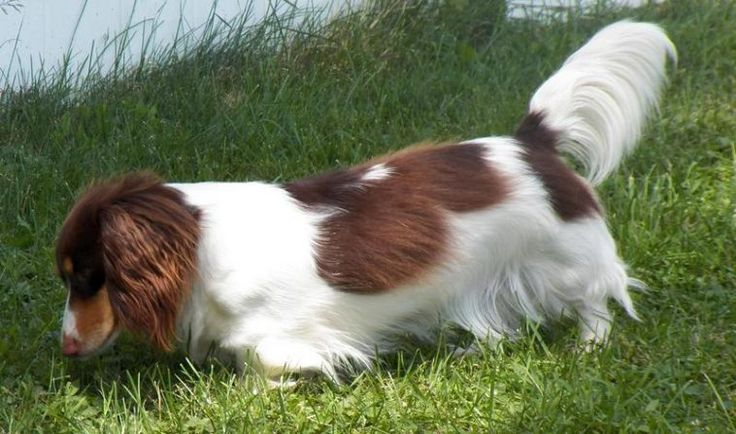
[61,333,80,357]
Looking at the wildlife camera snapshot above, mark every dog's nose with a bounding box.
[61,333,80,357]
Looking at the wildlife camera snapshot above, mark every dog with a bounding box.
[56,20,675,385]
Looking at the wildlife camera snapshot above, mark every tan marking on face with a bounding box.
[62,257,74,275]
[68,285,117,352]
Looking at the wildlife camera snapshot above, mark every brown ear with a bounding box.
[99,175,200,351]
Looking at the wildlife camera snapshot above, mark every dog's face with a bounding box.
[55,174,201,358]
[56,193,123,358]
[57,248,121,358]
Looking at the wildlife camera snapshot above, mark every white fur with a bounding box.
[529,20,676,185]
[362,163,393,182]
[161,20,672,382]
[61,293,80,341]
[167,140,626,381]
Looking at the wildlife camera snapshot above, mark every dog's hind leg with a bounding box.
[554,218,637,348]
[576,298,612,348]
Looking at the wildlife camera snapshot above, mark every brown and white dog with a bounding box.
[56,21,675,384]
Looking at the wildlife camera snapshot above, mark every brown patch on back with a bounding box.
[515,111,601,220]
[285,143,509,292]
[57,172,201,351]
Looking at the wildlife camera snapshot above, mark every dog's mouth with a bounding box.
[65,328,122,360]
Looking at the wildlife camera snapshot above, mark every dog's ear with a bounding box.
[99,174,200,351]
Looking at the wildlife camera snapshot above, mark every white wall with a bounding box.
[0,0,657,89]
[0,0,354,88]
[507,0,659,19]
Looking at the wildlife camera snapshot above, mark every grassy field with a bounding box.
[1,0,734,431]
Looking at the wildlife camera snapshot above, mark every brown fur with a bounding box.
[515,111,601,220]
[57,173,201,351]
[61,257,74,275]
[67,285,117,348]
[285,143,509,292]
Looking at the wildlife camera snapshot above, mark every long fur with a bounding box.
[529,20,677,185]
[59,21,675,384]
[173,21,673,379]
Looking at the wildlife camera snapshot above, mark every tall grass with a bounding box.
[1,0,734,431]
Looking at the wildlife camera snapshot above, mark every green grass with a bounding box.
[1,0,735,431]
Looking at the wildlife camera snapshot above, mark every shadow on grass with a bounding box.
[58,319,582,400]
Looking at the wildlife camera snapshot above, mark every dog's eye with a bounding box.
[89,268,105,291]
[66,268,105,298]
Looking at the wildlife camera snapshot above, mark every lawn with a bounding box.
[1,0,734,432]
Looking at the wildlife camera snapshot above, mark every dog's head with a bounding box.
[55,173,200,358]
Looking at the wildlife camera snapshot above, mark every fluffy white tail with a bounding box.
[528,20,677,185]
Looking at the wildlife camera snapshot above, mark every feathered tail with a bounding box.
[524,20,676,185]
